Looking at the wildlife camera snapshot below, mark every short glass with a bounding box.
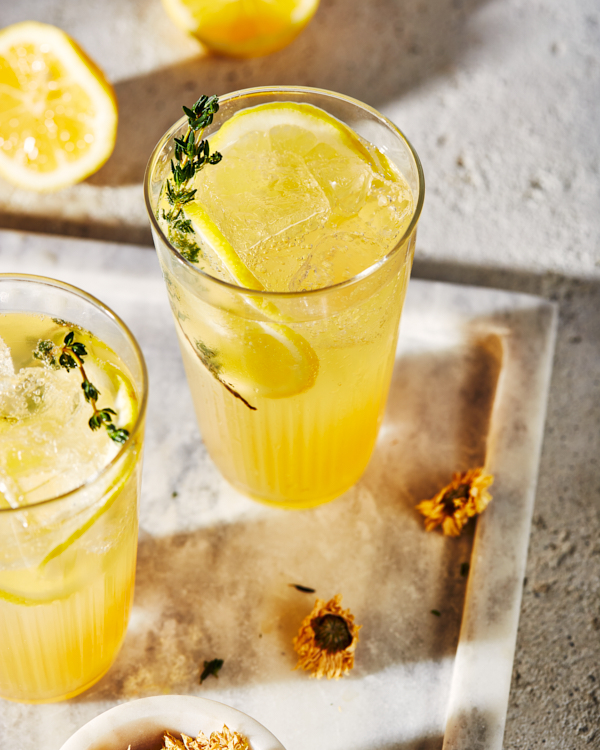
[145,86,424,509]
[0,275,148,703]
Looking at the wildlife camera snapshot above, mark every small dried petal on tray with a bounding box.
[293,594,360,679]
[416,467,494,536]
[162,724,249,749]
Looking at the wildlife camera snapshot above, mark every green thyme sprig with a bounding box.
[195,340,256,411]
[34,332,130,444]
[161,94,222,263]
[161,97,256,412]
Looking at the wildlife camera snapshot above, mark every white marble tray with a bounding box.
[0,230,557,750]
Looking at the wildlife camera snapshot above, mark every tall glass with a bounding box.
[0,275,148,703]
[145,87,424,509]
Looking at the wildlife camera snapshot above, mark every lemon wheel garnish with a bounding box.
[209,101,384,174]
[218,319,319,399]
[0,21,117,191]
[237,321,319,399]
[161,0,320,57]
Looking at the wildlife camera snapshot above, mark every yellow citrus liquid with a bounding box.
[0,313,141,702]
[174,253,412,507]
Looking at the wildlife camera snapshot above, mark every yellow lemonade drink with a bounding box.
[146,88,423,508]
[0,277,147,703]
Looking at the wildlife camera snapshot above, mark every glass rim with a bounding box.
[144,85,425,299]
[0,273,148,514]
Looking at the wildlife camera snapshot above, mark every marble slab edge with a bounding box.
[420,283,558,749]
[0,228,559,749]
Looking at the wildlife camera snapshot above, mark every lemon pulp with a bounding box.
[0,21,117,191]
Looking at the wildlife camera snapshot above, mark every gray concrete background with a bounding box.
[0,0,598,746]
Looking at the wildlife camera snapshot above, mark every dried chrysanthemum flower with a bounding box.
[293,594,360,680]
[162,724,249,750]
[416,467,494,536]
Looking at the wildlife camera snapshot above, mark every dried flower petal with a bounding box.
[416,467,494,536]
[293,594,360,679]
[162,726,249,750]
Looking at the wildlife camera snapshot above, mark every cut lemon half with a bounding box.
[0,21,117,191]
[161,0,320,57]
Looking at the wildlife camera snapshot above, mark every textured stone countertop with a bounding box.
[1,0,599,746]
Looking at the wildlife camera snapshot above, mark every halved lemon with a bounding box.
[0,21,117,191]
[161,0,320,57]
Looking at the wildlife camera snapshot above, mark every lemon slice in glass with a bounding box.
[162,100,413,401]
[169,198,318,400]
[0,21,117,191]
[161,0,320,57]
[209,101,386,174]
[187,101,411,290]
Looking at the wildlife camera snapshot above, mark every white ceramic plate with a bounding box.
[58,695,286,750]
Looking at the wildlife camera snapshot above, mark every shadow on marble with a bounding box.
[413,257,600,300]
[373,738,443,750]
[443,706,498,750]
[71,338,500,703]
[88,0,493,188]
[0,211,153,247]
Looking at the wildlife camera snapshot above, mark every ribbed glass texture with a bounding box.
[0,466,139,702]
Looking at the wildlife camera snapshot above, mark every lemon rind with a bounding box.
[160,0,320,57]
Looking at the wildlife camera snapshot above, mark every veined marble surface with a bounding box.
[0,231,556,750]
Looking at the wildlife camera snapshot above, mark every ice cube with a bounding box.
[0,366,119,506]
[303,141,375,219]
[0,335,14,377]
[289,231,386,291]
[193,131,330,283]
[269,123,318,156]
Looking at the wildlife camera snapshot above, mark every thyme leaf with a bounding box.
[162,94,222,264]
[34,332,130,444]
[200,658,224,684]
[194,339,256,411]
[290,583,316,593]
